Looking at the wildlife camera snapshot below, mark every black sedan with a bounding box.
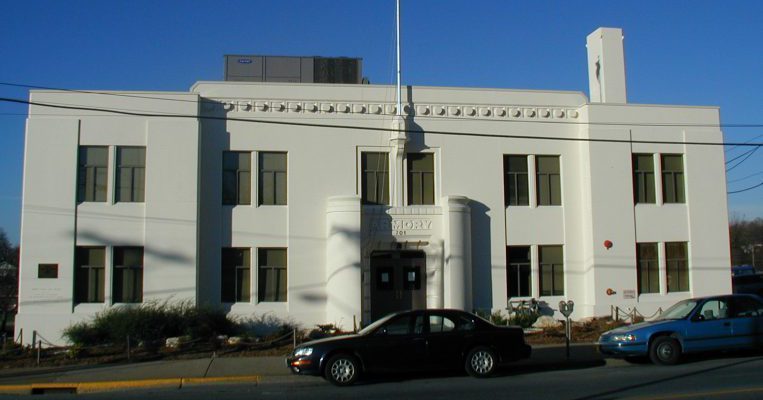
[286,309,531,385]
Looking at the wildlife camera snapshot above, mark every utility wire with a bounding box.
[726,148,757,164]
[2,96,763,149]
[725,133,763,153]
[728,171,763,184]
[726,147,760,172]
[728,181,763,194]
[2,80,763,129]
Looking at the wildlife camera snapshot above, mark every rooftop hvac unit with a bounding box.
[224,55,363,84]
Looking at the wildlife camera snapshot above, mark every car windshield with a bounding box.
[656,299,698,320]
[357,313,397,335]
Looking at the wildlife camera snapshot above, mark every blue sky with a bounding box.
[1,0,762,244]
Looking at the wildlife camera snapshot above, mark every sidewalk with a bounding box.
[0,343,606,394]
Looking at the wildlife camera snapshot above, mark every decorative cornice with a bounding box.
[202,98,581,121]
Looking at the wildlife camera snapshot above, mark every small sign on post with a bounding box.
[559,300,574,360]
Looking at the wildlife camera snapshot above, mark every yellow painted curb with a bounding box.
[0,375,261,395]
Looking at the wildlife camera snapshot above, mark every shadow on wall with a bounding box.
[470,200,493,310]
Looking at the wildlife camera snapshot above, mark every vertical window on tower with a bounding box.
[504,156,529,206]
[361,152,390,205]
[116,147,146,203]
[75,246,105,303]
[407,153,435,205]
[637,243,659,294]
[632,154,655,204]
[221,248,251,303]
[259,152,287,206]
[77,146,108,202]
[258,248,287,302]
[666,242,689,292]
[507,246,531,298]
[539,245,564,296]
[222,152,251,205]
[536,156,561,206]
[113,247,144,303]
[661,155,685,204]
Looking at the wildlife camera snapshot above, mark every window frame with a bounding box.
[536,155,561,206]
[504,155,529,206]
[75,246,106,304]
[632,154,656,204]
[116,147,146,203]
[507,246,531,298]
[636,243,660,294]
[222,151,252,206]
[539,245,564,296]
[406,152,435,206]
[666,242,689,293]
[361,152,390,205]
[221,248,251,303]
[77,146,109,203]
[258,152,287,206]
[661,154,685,204]
[112,246,144,303]
[258,248,287,302]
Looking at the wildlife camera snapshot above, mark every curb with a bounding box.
[0,375,261,395]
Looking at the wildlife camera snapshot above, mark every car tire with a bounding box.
[324,354,361,386]
[465,346,497,378]
[649,336,681,366]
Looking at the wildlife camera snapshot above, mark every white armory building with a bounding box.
[17,28,732,344]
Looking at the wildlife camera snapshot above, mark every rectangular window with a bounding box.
[407,153,435,205]
[504,156,529,206]
[637,243,659,294]
[258,248,287,302]
[632,154,655,204]
[361,152,390,205]
[77,146,108,202]
[507,246,531,298]
[38,264,58,279]
[113,247,143,303]
[536,156,561,206]
[116,147,146,203]
[222,152,251,205]
[259,152,287,205]
[221,248,251,303]
[539,245,564,296]
[666,242,689,292]
[75,247,105,303]
[662,155,685,203]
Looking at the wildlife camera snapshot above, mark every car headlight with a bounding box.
[611,334,637,342]
[294,347,313,357]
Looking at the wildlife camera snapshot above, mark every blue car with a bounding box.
[598,294,763,365]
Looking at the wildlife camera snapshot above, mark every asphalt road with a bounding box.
[9,352,763,400]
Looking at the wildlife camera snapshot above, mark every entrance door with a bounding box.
[370,251,427,321]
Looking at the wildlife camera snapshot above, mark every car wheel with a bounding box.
[465,347,497,378]
[324,354,360,386]
[649,336,681,366]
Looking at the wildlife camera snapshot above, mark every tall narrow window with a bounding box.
[536,156,561,206]
[221,248,251,303]
[222,152,251,205]
[113,247,143,303]
[407,153,435,205]
[116,147,146,203]
[666,242,689,292]
[637,243,659,294]
[75,247,105,303]
[632,154,655,204]
[539,245,564,296]
[259,152,287,205]
[507,246,531,298]
[258,248,287,302]
[504,156,529,206]
[361,152,389,205]
[77,146,108,202]
[662,155,685,203]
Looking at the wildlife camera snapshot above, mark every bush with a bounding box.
[63,301,238,347]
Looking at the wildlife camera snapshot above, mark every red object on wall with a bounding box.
[604,240,613,249]
[606,288,616,296]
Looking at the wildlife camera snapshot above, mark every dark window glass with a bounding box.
[221,248,250,303]
[507,246,531,298]
[633,154,656,204]
[77,146,108,202]
[380,315,424,335]
[539,245,564,296]
[258,248,287,302]
[113,247,143,303]
[536,156,561,206]
[38,264,58,279]
[361,152,390,205]
[661,155,685,203]
[731,297,763,318]
[402,266,421,290]
[637,243,659,294]
[666,242,689,292]
[259,152,287,205]
[697,299,729,320]
[504,155,529,206]
[222,152,251,205]
[428,315,456,333]
[407,153,435,205]
[116,147,146,203]
[75,247,105,303]
[375,267,393,290]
